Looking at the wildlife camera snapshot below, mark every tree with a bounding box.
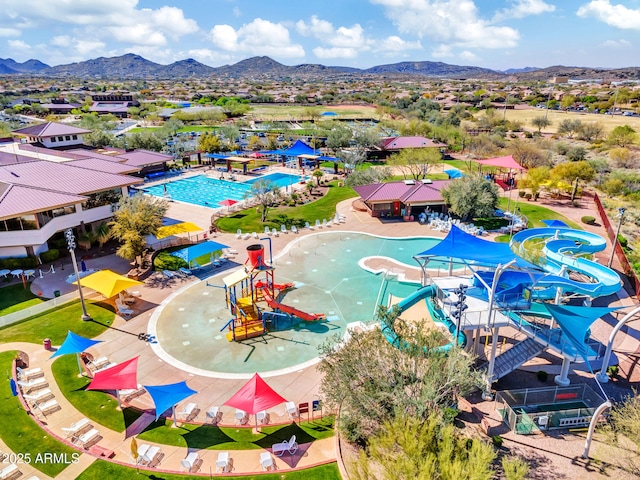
[318,307,480,444]
[84,130,115,148]
[607,125,637,148]
[344,166,392,187]
[388,148,442,180]
[109,193,168,266]
[518,166,550,199]
[531,116,551,133]
[312,169,324,186]
[326,123,352,153]
[609,147,634,168]
[197,133,222,153]
[550,160,596,201]
[610,391,640,476]
[351,414,497,480]
[557,119,582,138]
[577,122,604,142]
[510,140,550,168]
[441,174,500,221]
[247,180,282,222]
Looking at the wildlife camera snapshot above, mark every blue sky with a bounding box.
[1,0,640,70]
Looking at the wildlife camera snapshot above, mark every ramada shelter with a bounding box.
[353,179,450,219]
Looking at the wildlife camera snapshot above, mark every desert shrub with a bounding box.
[492,435,504,447]
[607,365,619,377]
[581,215,596,225]
[40,248,60,263]
[153,251,188,271]
[519,191,526,198]
[0,256,39,269]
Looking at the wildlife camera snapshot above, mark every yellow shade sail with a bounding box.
[74,269,143,298]
[156,222,203,239]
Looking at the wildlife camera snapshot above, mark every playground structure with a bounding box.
[393,224,625,400]
[221,243,326,342]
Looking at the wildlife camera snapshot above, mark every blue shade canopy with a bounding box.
[542,219,569,228]
[170,240,228,263]
[444,169,464,179]
[144,381,198,421]
[9,379,18,397]
[50,331,102,359]
[280,140,315,156]
[544,304,620,365]
[415,225,536,268]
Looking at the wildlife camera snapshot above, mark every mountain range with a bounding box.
[1,54,639,81]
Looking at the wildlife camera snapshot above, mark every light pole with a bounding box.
[65,229,91,321]
[607,207,626,268]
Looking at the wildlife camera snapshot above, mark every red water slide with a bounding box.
[260,288,326,322]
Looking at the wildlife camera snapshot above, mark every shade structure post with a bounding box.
[172,405,177,427]
[75,352,84,375]
[116,390,122,410]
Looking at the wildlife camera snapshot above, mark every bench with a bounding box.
[558,416,591,427]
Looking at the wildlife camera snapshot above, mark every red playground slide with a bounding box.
[260,288,326,322]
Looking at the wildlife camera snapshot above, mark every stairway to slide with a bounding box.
[479,337,546,383]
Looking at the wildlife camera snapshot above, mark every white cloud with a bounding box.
[7,39,30,51]
[459,50,480,62]
[577,1,640,30]
[313,47,359,59]
[375,36,422,52]
[209,19,305,58]
[601,38,631,48]
[494,0,555,21]
[232,7,241,17]
[370,0,520,48]
[186,48,234,66]
[296,16,334,37]
[0,28,21,37]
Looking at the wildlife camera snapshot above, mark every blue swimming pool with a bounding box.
[142,173,304,208]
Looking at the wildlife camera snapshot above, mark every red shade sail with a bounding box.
[219,199,238,207]
[86,356,139,391]
[223,373,287,414]
[475,155,526,171]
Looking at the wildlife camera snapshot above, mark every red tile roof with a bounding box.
[353,180,450,204]
[12,122,91,138]
[116,149,172,167]
[67,158,139,174]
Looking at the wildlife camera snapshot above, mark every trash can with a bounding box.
[43,338,51,350]
[53,290,61,297]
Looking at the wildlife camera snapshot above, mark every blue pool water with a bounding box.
[142,173,304,208]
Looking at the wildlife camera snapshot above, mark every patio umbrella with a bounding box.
[223,373,288,431]
[50,330,103,374]
[73,269,143,298]
[86,356,139,408]
[156,221,202,239]
[218,199,238,211]
[144,381,198,427]
[131,437,139,467]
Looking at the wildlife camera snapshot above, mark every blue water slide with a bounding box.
[381,285,466,353]
[511,228,621,297]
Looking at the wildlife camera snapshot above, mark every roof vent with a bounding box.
[403,180,415,185]
[10,171,19,178]
[421,178,432,184]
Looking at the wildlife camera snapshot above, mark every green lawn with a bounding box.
[216,182,357,233]
[0,351,76,477]
[136,416,334,450]
[0,300,114,345]
[0,283,43,315]
[51,354,142,432]
[77,460,340,480]
[499,197,582,229]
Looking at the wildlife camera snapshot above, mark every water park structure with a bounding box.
[221,243,326,342]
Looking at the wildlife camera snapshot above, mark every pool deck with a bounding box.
[2,186,639,479]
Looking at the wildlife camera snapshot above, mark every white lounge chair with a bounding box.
[16,366,43,380]
[179,267,193,276]
[0,464,20,480]
[17,377,48,393]
[281,224,288,234]
[236,229,243,239]
[34,398,60,416]
[206,406,221,424]
[140,445,161,466]
[119,384,146,402]
[285,401,298,419]
[272,227,279,237]
[272,434,298,456]
[260,452,274,471]
[76,428,101,447]
[265,226,272,236]
[305,221,313,230]
[234,409,248,425]
[116,299,134,318]
[291,225,298,234]
[256,410,268,425]
[181,452,199,472]
[315,219,322,228]
[88,356,109,370]
[178,402,199,421]
[190,261,202,270]
[118,291,135,305]
[163,270,175,279]
[216,451,230,473]
[252,232,258,239]
[62,418,92,438]
[23,388,54,405]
